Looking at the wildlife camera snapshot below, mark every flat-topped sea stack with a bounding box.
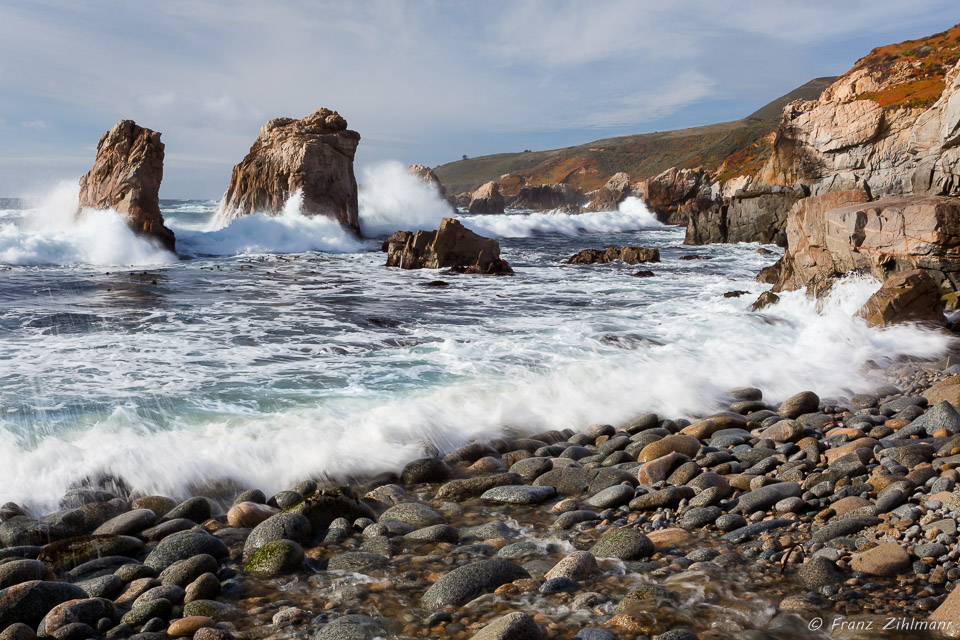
[78,120,175,252]
[383,218,512,274]
[217,108,361,233]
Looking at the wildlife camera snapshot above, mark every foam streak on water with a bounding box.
[0,173,952,512]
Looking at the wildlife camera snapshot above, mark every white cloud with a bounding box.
[574,72,716,129]
[20,120,51,131]
[0,1,958,196]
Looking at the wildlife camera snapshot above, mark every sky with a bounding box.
[0,1,958,199]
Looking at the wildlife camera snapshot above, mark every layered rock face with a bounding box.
[643,167,714,225]
[512,183,584,211]
[78,120,175,251]
[217,108,361,233]
[467,182,505,214]
[685,179,806,246]
[586,173,632,212]
[764,59,960,200]
[383,218,512,274]
[774,194,960,292]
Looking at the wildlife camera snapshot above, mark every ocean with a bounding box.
[0,164,949,512]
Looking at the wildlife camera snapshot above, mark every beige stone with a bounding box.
[78,120,174,251]
[218,108,361,233]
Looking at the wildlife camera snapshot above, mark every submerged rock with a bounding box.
[217,108,361,233]
[469,612,545,640]
[78,120,174,251]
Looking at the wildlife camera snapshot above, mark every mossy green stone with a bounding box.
[243,539,304,578]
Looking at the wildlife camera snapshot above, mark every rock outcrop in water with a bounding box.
[685,179,807,247]
[586,172,633,212]
[78,120,175,252]
[383,218,512,274]
[511,183,584,212]
[567,246,660,265]
[217,108,361,233]
[409,164,456,212]
[467,182,505,214]
[408,164,446,198]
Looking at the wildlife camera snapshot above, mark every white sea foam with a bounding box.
[357,160,453,237]
[0,268,949,513]
[173,190,366,257]
[462,196,663,238]
[0,182,176,266]
[355,161,663,239]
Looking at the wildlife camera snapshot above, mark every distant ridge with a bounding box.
[434,77,836,196]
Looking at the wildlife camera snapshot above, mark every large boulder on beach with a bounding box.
[383,218,512,274]
[78,120,175,251]
[217,108,361,233]
[857,269,946,327]
[468,181,505,214]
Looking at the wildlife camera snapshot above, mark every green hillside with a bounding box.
[434,77,835,195]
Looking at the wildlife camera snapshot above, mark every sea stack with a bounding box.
[217,108,361,234]
[78,120,175,252]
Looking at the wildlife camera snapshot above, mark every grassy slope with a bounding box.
[852,23,960,110]
[434,77,835,195]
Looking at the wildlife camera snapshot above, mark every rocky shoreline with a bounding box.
[5,357,960,639]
